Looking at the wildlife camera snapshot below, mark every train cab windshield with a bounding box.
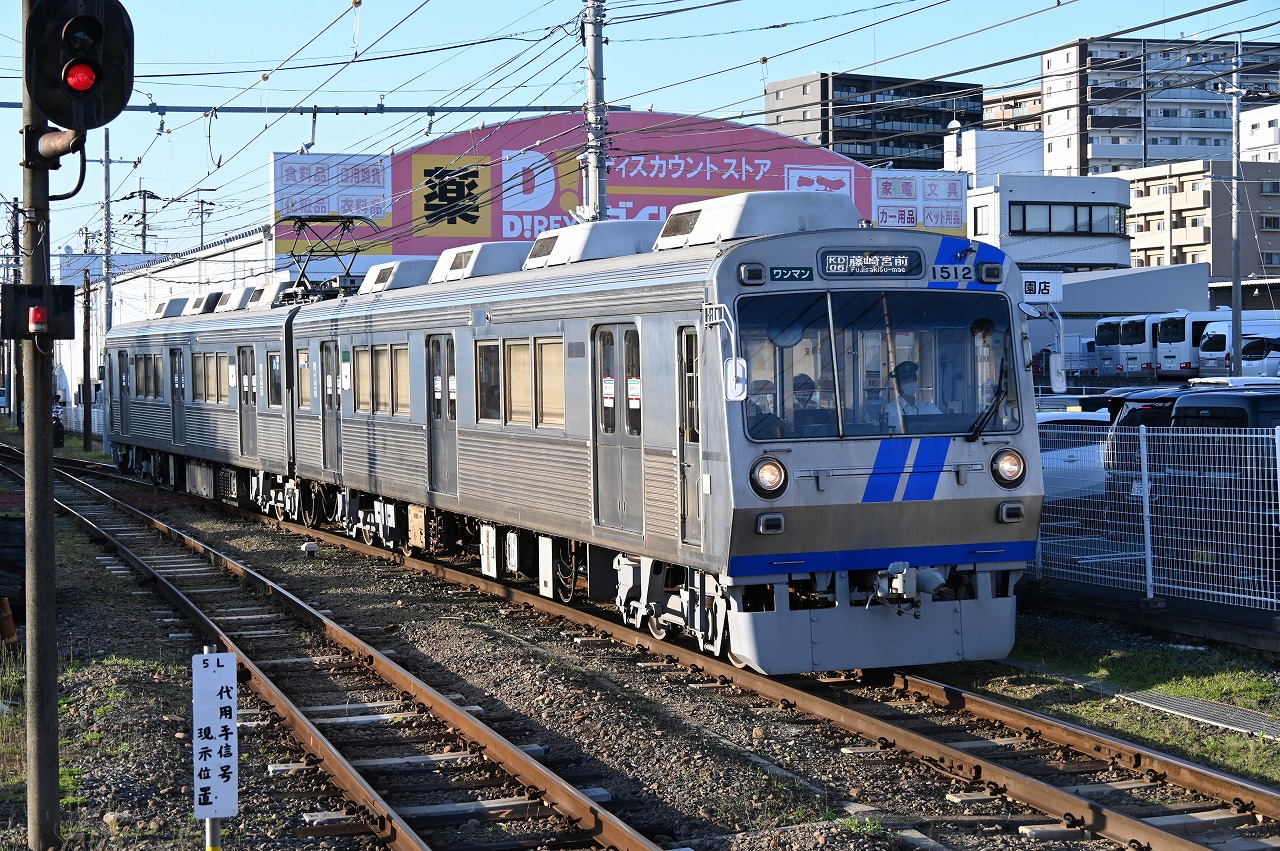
[739,290,1021,439]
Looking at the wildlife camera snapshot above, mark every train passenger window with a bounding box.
[192,353,206,402]
[134,354,162,399]
[372,346,391,414]
[536,339,565,428]
[296,350,311,409]
[476,341,501,421]
[216,353,228,404]
[267,351,283,407]
[624,329,641,436]
[392,345,410,416]
[505,341,532,425]
[353,347,372,413]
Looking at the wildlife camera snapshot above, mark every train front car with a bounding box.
[708,216,1040,674]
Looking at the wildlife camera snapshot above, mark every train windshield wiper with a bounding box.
[965,358,1007,443]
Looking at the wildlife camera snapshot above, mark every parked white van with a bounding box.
[1198,318,1280,376]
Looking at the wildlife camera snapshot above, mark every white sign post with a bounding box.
[192,648,239,848]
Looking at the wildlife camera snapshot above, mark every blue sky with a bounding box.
[3,0,1278,259]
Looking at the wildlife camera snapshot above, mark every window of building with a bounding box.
[296,350,311,409]
[774,90,783,100]
[973,205,989,236]
[477,341,501,421]
[1262,181,1280,194]
[1188,216,1204,227]
[1046,142,1054,153]
[1009,202,1125,235]
[775,115,784,124]
[1261,252,1280,265]
[1262,215,1280,231]
[536,339,565,428]
[801,83,810,95]
[267,351,283,407]
[802,109,811,120]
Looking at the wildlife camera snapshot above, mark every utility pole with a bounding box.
[7,201,18,427]
[579,0,608,222]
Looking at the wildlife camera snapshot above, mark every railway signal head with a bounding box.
[25,0,134,131]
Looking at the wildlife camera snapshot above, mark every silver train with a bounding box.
[106,191,1043,675]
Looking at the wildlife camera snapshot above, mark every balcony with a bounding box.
[1088,85,1141,101]
[1171,225,1210,246]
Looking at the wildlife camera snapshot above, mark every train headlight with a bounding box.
[990,448,1026,489]
[750,456,788,498]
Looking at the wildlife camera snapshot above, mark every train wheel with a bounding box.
[397,537,414,558]
[646,615,670,640]
[301,486,325,528]
[272,499,286,521]
[360,523,375,547]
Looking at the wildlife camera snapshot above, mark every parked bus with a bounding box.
[1094,316,1126,377]
[1153,309,1230,379]
[1120,314,1160,379]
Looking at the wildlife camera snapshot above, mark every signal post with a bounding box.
[16,2,132,848]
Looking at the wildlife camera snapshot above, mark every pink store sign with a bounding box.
[272,112,872,257]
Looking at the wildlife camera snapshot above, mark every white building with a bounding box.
[1040,36,1280,176]
[946,129,1131,271]
[1242,102,1280,163]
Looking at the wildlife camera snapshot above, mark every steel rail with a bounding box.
[888,671,1280,821]
[287,525,1273,851]
[42,466,662,851]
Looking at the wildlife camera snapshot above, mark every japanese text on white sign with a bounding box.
[192,652,238,819]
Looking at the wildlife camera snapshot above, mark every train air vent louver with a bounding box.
[450,251,474,271]
[660,210,700,238]
[527,236,557,260]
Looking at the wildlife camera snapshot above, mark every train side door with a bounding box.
[320,341,342,473]
[678,327,702,546]
[237,346,257,457]
[169,348,186,445]
[116,350,130,436]
[427,335,457,494]
[593,324,643,532]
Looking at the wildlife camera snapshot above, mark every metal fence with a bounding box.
[1036,424,1280,611]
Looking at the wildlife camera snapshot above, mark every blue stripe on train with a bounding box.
[902,438,950,501]
[931,237,1005,290]
[727,540,1038,577]
[862,439,912,502]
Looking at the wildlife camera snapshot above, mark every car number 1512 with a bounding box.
[929,265,974,282]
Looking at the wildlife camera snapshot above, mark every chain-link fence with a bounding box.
[1036,424,1279,610]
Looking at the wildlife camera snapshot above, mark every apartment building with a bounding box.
[1039,36,1280,176]
[763,72,983,170]
[982,87,1044,132]
[1115,159,1280,278]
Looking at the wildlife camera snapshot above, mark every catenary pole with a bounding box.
[20,1,61,847]
[581,0,607,221]
[1230,34,1242,377]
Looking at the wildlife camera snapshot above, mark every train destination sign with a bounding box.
[820,249,924,278]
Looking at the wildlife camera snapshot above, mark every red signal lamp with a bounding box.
[29,305,49,334]
[64,60,97,92]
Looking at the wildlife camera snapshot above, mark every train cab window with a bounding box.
[739,290,1021,439]
[372,346,392,414]
[353,347,372,413]
[296,350,312,409]
[476,341,501,421]
[536,339,565,428]
[267,351,283,407]
[392,345,410,416]
[505,341,532,425]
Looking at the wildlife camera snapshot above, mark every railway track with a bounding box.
[16,460,662,851]
[25,452,1280,850]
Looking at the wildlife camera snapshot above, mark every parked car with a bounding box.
[1150,387,1280,584]
[1037,410,1109,529]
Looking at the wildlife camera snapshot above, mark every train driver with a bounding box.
[884,361,940,430]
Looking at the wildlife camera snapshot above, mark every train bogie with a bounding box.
[107,190,1042,675]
